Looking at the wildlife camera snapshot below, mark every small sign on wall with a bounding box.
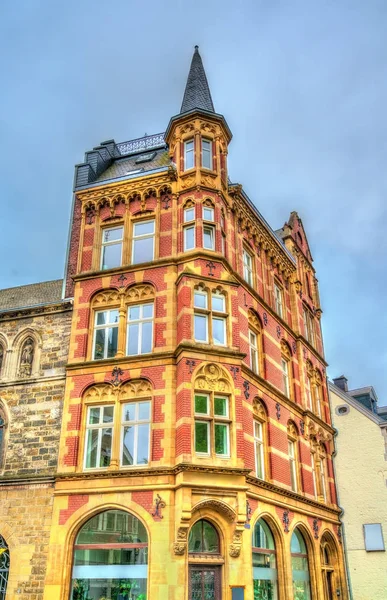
[231,586,244,600]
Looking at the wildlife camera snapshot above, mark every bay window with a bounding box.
[184,139,194,170]
[203,204,215,250]
[194,393,230,457]
[201,138,212,169]
[184,206,196,251]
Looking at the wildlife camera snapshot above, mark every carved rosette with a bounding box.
[194,363,231,393]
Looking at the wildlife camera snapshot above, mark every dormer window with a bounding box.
[184,139,194,170]
[201,138,212,169]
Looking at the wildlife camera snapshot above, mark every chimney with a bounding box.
[333,375,348,392]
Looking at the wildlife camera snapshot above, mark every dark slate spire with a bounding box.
[180,46,215,114]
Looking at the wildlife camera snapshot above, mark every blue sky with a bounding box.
[0,0,386,402]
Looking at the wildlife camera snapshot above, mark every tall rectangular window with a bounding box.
[93,309,119,360]
[288,439,298,492]
[306,376,312,410]
[311,453,317,498]
[364,524,385,552]
[203,225,215,250]
[249,330,259,374]
[211,292,226,346]
[194,291,209,343]
[127,303,154,355]
[194,290,227,346]
[84,405,114,469]
[194,394,230,457]
[254,421,265,479]
[132,220,155,264]
[320,456,327,501]
[274,283,283,318]
[202,139,212,169]
[184,206,195,251]
[303,307,315,345]
[282,358,290,397]
[121,401,150,466]
[101,226,123,270]
[184,139,194,170]
[243,249,253,286]
[203,206,214,222]
[315,385,323,418]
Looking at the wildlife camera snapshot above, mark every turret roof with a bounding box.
[180,46,215,114]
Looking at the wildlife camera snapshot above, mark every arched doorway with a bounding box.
[252,518,278,599]
[188,519,222,600]
[291,529,311,600]
[0,535,9,600]
[70,509,148,600]
[321,535,338,600]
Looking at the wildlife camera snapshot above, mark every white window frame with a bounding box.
[254,420,265,479]
[306,375,312,410]
[194,394,230,458]
[320,455,327,502]
[126,302,154,356]
[315,384,323,418]
[184,206,195,222]
[203,224,215,250]
[100,226,123,270]
[288,439,298,492]
[92,309,119,360]
[131,219,155,265]
[282,358,290,397]
[249,330,259,374]
[202,138,212,169]
[203,206,215,222]
[84,405,114,470]
[184,139,194,170]
[311,452,317,498]
[214,396,230,457]
[243,249,253,286]
[211,291,226,346]
[184,225,195,251]
[274,283,283,318]
[120,401,151,467]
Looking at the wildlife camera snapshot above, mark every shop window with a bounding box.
[0,535,9,598]
[132,219,155,264]
[243,248,254,287]
[184,139,194,170]
[93,309,119,360]
[127,303,154,356]
[202,139,212,169]
[189,520,219,553]
[194,393,230,457]
[291,529,311,600]
[70,510,148,600]
[252,519,278,599]
[101,226,123,270]
[194,289,227,346]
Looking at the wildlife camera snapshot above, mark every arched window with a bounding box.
[252,518,278,599]
[70,509,148,600]
[0,535,10,598]
[321,535,339,600]
[305,361,313,411]
[291,529,311,600]
[188,519,220,554]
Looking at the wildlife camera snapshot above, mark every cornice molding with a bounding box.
[0,302,73,322]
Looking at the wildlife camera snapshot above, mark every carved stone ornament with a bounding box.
[92,289,121,307]
[191,499,236,523]
[180,175,196,190]
[173,527,188,555]
[229,530,243,558]
[263,312,268,326]
[173,542,186,555]
[18,337,35,377]
[253,398,266,420]
[120,379,153,399]
[194,363,231,393]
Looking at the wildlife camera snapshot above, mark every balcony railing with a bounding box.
[117,133,166,156]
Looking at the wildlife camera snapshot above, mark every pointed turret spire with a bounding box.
[180,46,215,114]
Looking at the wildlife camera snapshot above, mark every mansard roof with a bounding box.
[0,279,63,312]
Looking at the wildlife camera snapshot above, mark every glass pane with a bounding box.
[212,317,225,345]
[122,403,135,422]
[253,579,275,600]
[255,421,262,439]
[254,520,275,551]
[102,406,114,423]
[141,321,153,353]
[71,577,148,600]
[137,424,150,464]
[122,426,134,466]
[202,149,212,169]
[134,220,155,236]
[103,227,123,242]
[203,226,214,249]
[194,314,208,342]
[107,326,118,358]
[93,329,105,359]
[214,397,227,417]
[212,294,225,312]
[188,522,202,552]
[195,421,209,453]
[133,237,154,264]
[76,509,148,544]
[138,402,150,421]
[215,423,228,455]
[143,303,153,319]
[293,579,311,600]
[85,429,99,468]
[108,309,119,324]
[195,395,208,414]
[184,226,195,250]
[88,407,100,425]
[184,207,195,222]
[256,443,264,479]
[127,323,139,355]
[203,207,214,221]
[291,530,306,554]
[203,521,219,552]
[194,292,207,309]
[101,242,122,269]
[129,306,140,321]
[100,428,112,467]
[96,311,107,326]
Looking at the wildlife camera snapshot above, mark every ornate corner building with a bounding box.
[38,48,348,600]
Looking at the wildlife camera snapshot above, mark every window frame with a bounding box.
[254,420,265,480]
[274,282,284,318]
[193,288,227,347]
[201,138,213,170]
[131,219,155,265]
[243,247,254,287]
[126,302,154,356]
[249,329,259,375]
[120,400,151,467]
[281,357,290,398]
[100,225,124,271]
[194,392,231,458]
[203,204,215,251]
[92,309,120,360]
[84,404,115,470]
[184,139,195,170]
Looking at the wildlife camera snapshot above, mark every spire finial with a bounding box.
[180,46,215,114]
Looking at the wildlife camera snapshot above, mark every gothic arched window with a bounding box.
[188,519,220,554]
[70,509,148,600]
